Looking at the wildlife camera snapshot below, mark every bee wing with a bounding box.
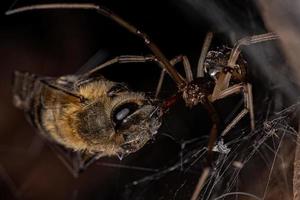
[65,49,110,87]
[37,80,105,174]
[13,70,82,106]
[13,70,83,130]
[39,78,83,107]
[75,49,109,76]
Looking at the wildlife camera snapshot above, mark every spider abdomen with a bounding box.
[204,46,247,83]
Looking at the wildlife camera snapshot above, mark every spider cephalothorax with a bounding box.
[182,77,215,108]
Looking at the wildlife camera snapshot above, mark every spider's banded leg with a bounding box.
[228,32,279,66]
[197,32,213,78]
[155,70,166,98]
[247,83,255,131]
[155,55,192,97]
[79,54,180,98]
[221,109,248,136]
[83,55,157,77]
[6,3,185,88]
[189,98,219,200]
[182,56,193,82]
[203,99,220,156]
[191,167,210,200]
[212,32,278,98]
[85,54,190,98]
[211,83,255,136]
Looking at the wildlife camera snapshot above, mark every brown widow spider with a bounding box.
[7,3,278,178]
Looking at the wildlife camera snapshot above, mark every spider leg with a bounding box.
[189,99,219,200]
[197,32,213,78]
[228,32,278,66]
[211,83,255,136]
[79,53,191,98]
[222,108,249,136]
[155,70,166,98]
[82,55,157,77]
[77,54,190,98]
[212,32,278,97]
[155,55,192,97]
[203,99,220,158]
[6,3,186,88]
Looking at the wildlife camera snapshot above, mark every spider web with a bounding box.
[122,102,299,200]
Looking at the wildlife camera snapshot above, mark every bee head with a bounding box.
[75,80,162,156]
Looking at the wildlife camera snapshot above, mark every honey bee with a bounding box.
[13,70,161,171]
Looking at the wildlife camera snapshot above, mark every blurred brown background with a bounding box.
[0,0,299,199]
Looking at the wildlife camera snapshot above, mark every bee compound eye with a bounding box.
[116,108,130,121]
[112,102,139,125]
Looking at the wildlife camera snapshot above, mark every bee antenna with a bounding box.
[6,3,186,88]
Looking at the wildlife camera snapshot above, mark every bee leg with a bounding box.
[47,142,103,177]
[47,143,80,177]
[75,152,104,173]
[69,152,103,176]
[197,32,213,78]
[155,55,192,97]
[211,83,255,136]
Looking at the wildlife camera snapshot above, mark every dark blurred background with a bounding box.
[0,0,299,199]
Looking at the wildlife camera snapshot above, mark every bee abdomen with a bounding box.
[12,70,46,131]
[12,70,39,111]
